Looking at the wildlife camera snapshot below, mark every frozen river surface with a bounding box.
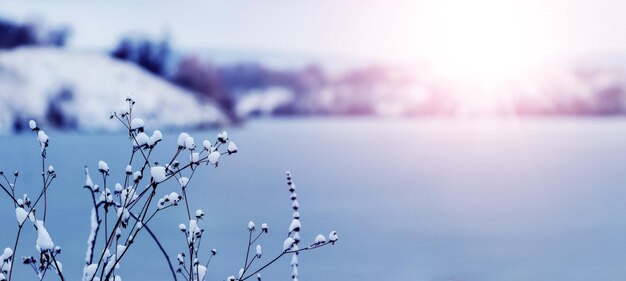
[1,118,626,281]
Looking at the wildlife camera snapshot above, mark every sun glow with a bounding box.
[404,0,555,115]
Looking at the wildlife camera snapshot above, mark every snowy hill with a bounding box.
[0,47,228,133]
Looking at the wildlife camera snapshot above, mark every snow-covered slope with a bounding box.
[0,47,228,133]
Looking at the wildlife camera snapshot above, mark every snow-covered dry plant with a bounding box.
[0,96,337,281]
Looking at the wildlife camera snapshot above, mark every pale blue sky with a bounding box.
[0,0,625,62]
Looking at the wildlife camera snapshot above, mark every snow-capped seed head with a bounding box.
[159,192,181,209]
[292,211,300,219]
[289,219,301,233]
[179,177,189,188]
[37,131,49,147]
[150,166,166,183]
[211,248,217,255]
[248,221,256,231]
[195,209,204,219]
[22,256,36,265]
[177,253,185,264]
[114,183,123,193]
[149,130,163,146]
[227,141,238,154]
[35,220,54,252]
[1,248,12,262]
[198,265,207,281]
[255,244,262,257]
[125,165,132,175]
[179,224,187,231]
[15,207,28,226]
[293,232,300,243]
[133,132,150,147]
[133,171,142,181]
[283,237,296,251]
[29,120,37,130]
[315,234,326,244]
[329,231,338,243]
[16,199,23,207]
[47,165,55,174]
[83,263,98,280]
[227,276,235,281]
[191,152,200,164]
[98,161,109,173]
[126,93,134,102]
[217,131,228,143]
[130,118,144,130]
[84,167,95,190]
[177,132,190,148]
[202,140,212,151]
[187,219,202,240]
[27,256,36,264]
[157,198,165,210]
[261,223,268,233]
[185,136,196,150]
[208,151,220,165]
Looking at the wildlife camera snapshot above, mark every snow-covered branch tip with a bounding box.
[0,96,336,281]
[219,172,338,281]
[0,119,66,281]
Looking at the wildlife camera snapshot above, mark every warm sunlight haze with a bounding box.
[1,1,626,280]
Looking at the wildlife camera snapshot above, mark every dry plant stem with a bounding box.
[102,188,159,279]
[103,212,178,281]
[89,169,132,278]
[182,187,191,220]
[241,242,332,281]
[241,230,253,276]
[7,226,23,281]
[5,100,338,281]
[243,232,263,273]
[85,188,101,265]
[0,182,18,205]
[19,100,335,281]
[188,241,194,281]
[50,253,66,281]
[41,152,47,222]
[90,122,157,281]
[241,252,286,281]
[91,186,155,281]
[8,176,55,281]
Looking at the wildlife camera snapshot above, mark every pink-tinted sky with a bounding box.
[0,0,624,62]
